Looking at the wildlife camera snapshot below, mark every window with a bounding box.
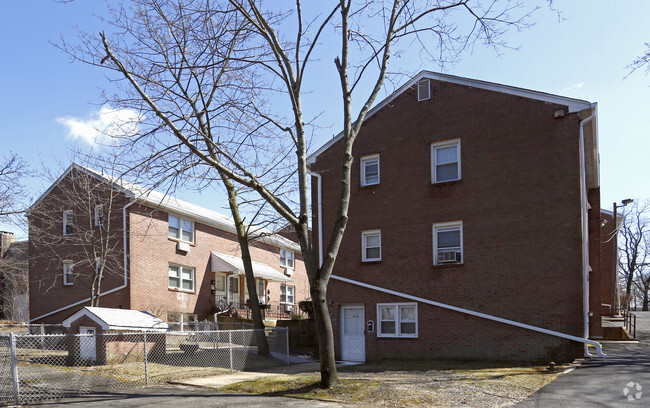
[417,79,431,101]
[431,139,461,183]
[433,222,463,265]
[362,230,381,262]
[94,205,104,226]
[377,303,417,338]
[229,276,239,294]
[167,312,198,332]
[63,260,74,286]
[280,249,295,269]
[168,264,195,291]
[95,258,104,279]
[361,155,380,186]
[63,210,74,236]
[281,284,295,304]
[168,215,194,243]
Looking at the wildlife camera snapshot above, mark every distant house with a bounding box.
[28,164,309,326]
[308,71,613,362]
[0,231,28,322]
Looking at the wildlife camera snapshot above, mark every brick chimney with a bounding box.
[0,231,16,257]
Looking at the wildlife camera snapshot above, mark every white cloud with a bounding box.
[56,106,140,147]
[563,82,585,91]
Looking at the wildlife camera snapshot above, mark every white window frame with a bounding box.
[280,284,295,304]
[63,260,74,286]
[168,264,195,292]
[168,214,195,243]
[431,139,461,183]
[362,230,382,262]
[433,221,463,265]
[95,258,104,280]
[280,249,295,269]
[417,79,431,101]
[360,154,380,186]
[167,312,198,332]
[63,210,74,236]
[377,303,418,338]
[94,205,104,227]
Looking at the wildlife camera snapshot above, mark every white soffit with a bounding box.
[211,251,293,282]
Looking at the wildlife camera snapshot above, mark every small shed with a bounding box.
[62,307,169,364]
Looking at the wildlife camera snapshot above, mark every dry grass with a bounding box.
[220,359,567,407]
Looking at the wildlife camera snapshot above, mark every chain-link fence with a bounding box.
[0,327,288,405]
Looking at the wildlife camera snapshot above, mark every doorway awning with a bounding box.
[210,251,293,282]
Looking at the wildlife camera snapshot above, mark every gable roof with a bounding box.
[29,164,300,252]
[307,71,595,165]
[62,307,169,332]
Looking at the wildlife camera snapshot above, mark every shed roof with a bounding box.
[62,307,169,332]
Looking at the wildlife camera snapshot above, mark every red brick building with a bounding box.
[28,164,309,326]
[308,72,612,362]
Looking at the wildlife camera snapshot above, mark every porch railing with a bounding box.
[214,295,305,319]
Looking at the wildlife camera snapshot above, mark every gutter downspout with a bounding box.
[579,106,596,357]
[30,196,137,323]
[331,274,606,357]
[307,171,323,267]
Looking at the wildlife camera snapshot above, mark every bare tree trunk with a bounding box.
[643,291,649,311]
[223,174,270,357]
[311,280,338,387]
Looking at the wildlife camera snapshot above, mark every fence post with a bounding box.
[229,331,233,373]
[284,327,290,365]
[40,324,45,350]
[143,332,149,385]
[9,332,20,405]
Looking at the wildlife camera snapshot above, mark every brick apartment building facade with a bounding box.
[308,72,611,362]
[28,165,309,326]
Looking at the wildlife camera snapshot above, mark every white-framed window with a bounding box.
[63,260,74,286]
[431,139,461,183]
[280,249,295,269]
[229,276,239,294]
[377,303,418,338]
[95,258,104,279]
[63,210,74,236]
[168,215,194,243]
[281,284,295,304]
[362,230,381,262]
[167,312,198,332]
[417,79,431,101]
[94,205,104,227]
[433,221,463,265]
[360,154,380,186]
[168,264,195,292]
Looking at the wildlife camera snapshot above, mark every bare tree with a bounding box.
[618,200,650,310]
[627,43,650,76]
[63,0,542,387]
[0,238,28,322]
[0,153,30,226]
[29,163,126,307]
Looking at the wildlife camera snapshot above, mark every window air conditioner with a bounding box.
[284,304,294,313]
[438,250,460,263]
[284,268,293,276]
[177,241,190,253]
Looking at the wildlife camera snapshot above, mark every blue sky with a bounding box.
[1,1,649,239]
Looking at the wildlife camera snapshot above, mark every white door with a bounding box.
[79,326,97,361]
[341,306,365,362]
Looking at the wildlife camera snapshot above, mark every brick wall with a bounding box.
[311,78,590,362]
[127,204,309,322]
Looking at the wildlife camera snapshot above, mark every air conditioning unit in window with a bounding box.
[177,241,190,253]
[284,268,293,277]
[284,304,294,313]
[438,250,461,263]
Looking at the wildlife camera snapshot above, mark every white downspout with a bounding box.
[30,196,137,323]
[307,171,323,267]
[579,107,596,357]
[332,274,606,357]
